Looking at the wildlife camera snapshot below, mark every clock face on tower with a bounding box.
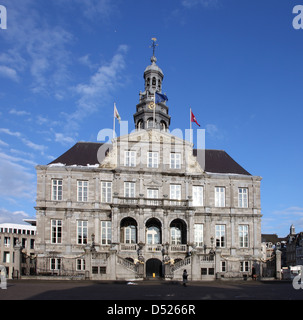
[148,101,155,110]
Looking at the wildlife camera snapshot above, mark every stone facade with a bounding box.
[35,52,262,281]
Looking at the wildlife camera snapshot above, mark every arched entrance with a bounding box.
[146,258,163,278]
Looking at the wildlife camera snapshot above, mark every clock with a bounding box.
[148,102,155,110]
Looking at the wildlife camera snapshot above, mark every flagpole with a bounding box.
[190,107,192,145]
[113,102,116,140]
[153,92,156,129]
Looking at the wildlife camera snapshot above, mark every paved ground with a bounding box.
[0,279,302,301]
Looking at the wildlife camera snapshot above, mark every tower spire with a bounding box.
[150,37,158,58]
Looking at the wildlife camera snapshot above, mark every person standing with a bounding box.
[182,269,188,287]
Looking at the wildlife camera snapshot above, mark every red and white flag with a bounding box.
[190,109,200,127]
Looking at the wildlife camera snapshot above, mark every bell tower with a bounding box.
[133,38,171,131]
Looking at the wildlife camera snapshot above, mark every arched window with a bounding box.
[120,217,137,244]
[170,219,187,245]
[160,121,167,132]
[146,218,162,245]
[137,120,143,130]
[152,77,156,88]
[147,118,154,129]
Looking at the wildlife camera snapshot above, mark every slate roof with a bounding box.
[49,142,251,176]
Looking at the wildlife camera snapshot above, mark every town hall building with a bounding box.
[35,45,262,281]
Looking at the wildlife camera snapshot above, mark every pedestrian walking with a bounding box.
[182,269,188,287]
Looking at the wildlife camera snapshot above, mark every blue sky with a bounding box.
[0,0,302,237]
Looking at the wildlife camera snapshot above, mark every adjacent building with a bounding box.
[35,50,263,280]
[0,222,36,279]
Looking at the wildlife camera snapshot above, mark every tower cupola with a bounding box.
[133,38,171,131]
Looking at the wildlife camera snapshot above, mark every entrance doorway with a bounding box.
[146,258,163,278]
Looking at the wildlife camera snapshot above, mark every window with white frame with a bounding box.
[51,219,62,244]
[215,187,225,207]
[147,188,158,199]
[170,184,181,200]
[147,151,159,168]
[239,225,249,248]
[50,258,61,270]
[170,153,181,169]
[4,236,10,247]
[193,186,204,206]
[170,225,182,245]
[240,261,249,272]
[238,188,248,208]
[52,179,63,201]
[77,180,88,202]
[215,225,226,247]
[124,182,135,198]
[101,221,112,245]
[76,259,85,271]
[124,225,136,244]
[101,181,112,203]
[147,188,159,205]
[194,224,203,247]
[124,150,136,167]
[77,220,88,245]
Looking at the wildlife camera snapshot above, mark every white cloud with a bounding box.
[0,0,73,94]
[0,208,32,224]
[0,128,21,138]
[0,157,36,201]
[263,206,303,236]
[64,45,129,133]
[0,127,47,154]
[55,133,76,146]
[9,108,30,116]
[206,124,224,140]
[0,65,19,82]
[181,0,219,8]
[0,139,8,147]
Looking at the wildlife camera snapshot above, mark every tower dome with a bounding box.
[133,39,170,131]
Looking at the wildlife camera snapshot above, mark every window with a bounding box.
[50,258,61,271]
[100,267,107,274]
[3,252,10,263]
[77,220,88,245]
[51,220,62,244]
[101,181,112,203]
[238,188,248,208]
[221,261,226,272]
[77,259,85,271]
[170,184,181,200]
[124,225,136,244]
[77,180,88,202]
[147,151,158,168]
[4,236,10,247]
[194,224,203,247]
[101,221,112,245]
[120,218,137,244]
[30,239,35,249]
[193,186,203,206]
[170,153,181,169]
[215,187,225,207]
[52,179,63,201]
[215,225,225,247]
[147,188,159,205]
[171,225,181,245]
[124,182,135,198]
[124,151,136,167]
[240,261,249,272]
[239,225,249,248]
